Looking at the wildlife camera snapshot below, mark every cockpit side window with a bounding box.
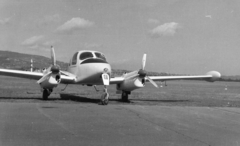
[79,52,94,60]
[95,52,106,61]
[71,52,78,65]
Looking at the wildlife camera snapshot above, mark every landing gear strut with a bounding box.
[100,86,109,105]
[42,89,52,100]
[121,91,129,102]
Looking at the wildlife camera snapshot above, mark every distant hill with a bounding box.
[0,50,68,71]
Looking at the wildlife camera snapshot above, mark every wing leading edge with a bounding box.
[0,68,43,80]
[0,68,76,84]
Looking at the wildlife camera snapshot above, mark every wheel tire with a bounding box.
[101,93,109,105]
[102,99,109,105]
[122,92,128,102]
[42,89,49,100]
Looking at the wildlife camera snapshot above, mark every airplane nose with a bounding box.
[80,58,111,74]
[77,59,112,85]
[89,62,111,76]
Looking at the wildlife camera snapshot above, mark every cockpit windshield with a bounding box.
[95,52,106,61]
[79,52,94,60]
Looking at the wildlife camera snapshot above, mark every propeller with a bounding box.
[142,54,146,70]
[138,54,158,88]
[51,46,56,66]
[37,46,60,84]
[37,72,52,84]
[146,76,158,88]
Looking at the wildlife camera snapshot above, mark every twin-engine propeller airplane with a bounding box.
[0,46,221,105]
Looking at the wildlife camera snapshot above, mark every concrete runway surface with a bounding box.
[0,102,240,146]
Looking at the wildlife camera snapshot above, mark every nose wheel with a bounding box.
[100,86,109,105]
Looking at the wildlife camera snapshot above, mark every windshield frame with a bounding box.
[94,52,106,61]
[79,52,94,60]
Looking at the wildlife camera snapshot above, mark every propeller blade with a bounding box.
[146,76,158,88]
[37,72,52,84]
[51,46,56,66]
[127,73,139,79]
[142,54,147,70]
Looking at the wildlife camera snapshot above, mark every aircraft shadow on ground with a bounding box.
[0,94,126,104]
[59,93,125,104]
[59,95,190,104]
[0,95,102,104]
[0,96,42,100]
[59,94,99,103]
[0,95,190,104]
[131,99,190,103]
[0,95,103,103]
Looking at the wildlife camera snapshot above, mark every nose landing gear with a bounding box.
[94,85,109,105]
[99,73,110,105]
[100,86,109,105]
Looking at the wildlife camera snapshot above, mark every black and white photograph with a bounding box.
[0,0,240,145]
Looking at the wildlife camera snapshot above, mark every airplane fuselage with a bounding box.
[67,50,111,85]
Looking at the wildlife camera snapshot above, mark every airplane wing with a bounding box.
[110,53,221,87]
[148,71,221,82]
[109,75,216,84]
[110,71,221,84]
[0,68,43,80]
[0,68,76,84]
[149,75,214,81]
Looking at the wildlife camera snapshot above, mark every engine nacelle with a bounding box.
[117,77,145,91]
[40,74,61,89]
[205,71,221,82]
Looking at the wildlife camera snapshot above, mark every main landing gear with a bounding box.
[100,86,109,105]
[42,89,52,100]
[121,91,130,102]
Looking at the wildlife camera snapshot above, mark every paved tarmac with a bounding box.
[0,102,240,146]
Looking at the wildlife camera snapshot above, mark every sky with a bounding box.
[0,0,240,75]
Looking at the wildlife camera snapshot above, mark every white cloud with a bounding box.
[149,22,181,37]
[0,17,11,25]
[205,15,212,19]
[148,18,159,24]
[56,17,94,33]
[21,36,58,51]
[22,35,44,46]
